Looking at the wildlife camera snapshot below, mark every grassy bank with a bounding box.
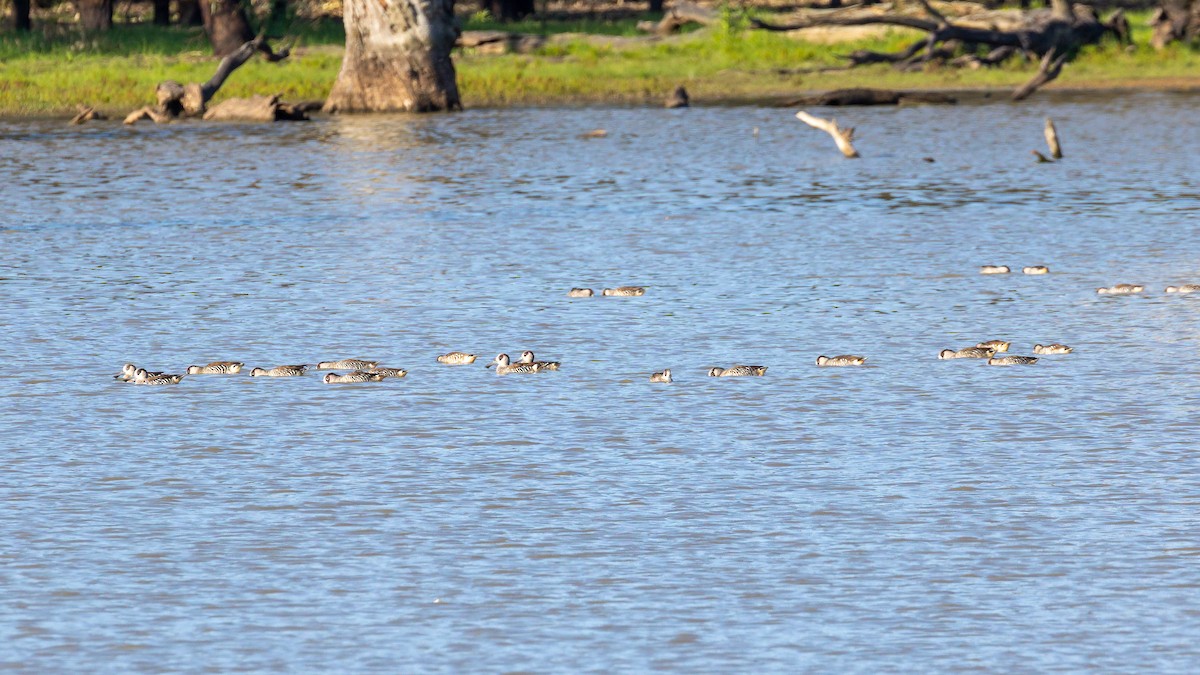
[0,12,1197,116]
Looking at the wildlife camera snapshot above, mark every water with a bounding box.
[2,92,1200,671]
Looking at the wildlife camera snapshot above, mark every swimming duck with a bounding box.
[316,359,379,370]
[980,265,1010,274]
[368,367,408,378]
[517,351,560,371]
[708,365,767,377]
[249,365,307,377]
[602,286,646,297]
[133,368,184,385]
[650,369,672,383]
[115,363,163,381]
[1022,266,1050,275]
[939,347,996,360]
[815,355,865,366]
[323,371,384,384]
[436,352,477,365]
[487,353,541,375]
[1165,285,1200,294]
[1096,284,1144,295]
[568,288,595,298]
[988,355,1038,365]
[975,340,1010,353]
[186,361,244,375]
[1032,343,1073,355]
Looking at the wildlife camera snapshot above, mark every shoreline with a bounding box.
[4,81,1198,121]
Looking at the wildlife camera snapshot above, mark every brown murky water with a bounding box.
[2,93,1200,670]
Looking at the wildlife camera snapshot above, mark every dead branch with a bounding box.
[785,88,956,106]
[796,110,859,158]
[1044,117,1063,158]
[1012,48,1067,101]
[69,105,105,125]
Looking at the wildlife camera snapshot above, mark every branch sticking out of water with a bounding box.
[795,110,860,159]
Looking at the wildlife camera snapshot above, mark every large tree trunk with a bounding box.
[75,0,112,31]
[12,0,32,30]
[199,0,255,56]
[325,0,461,113]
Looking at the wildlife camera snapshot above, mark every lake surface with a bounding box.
[2,92,1200,672]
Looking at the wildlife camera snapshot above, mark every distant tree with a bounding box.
[482,0,534,21]
[12,0,32,30]
[75,0,112,30]
[178,0,204,26]
[153,0,169,25]
[324,0,461,113]
[199,0,255,56]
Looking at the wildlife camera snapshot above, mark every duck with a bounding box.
[1032,343,1073,355]
[939,347,996,360]
[980,265,1010,274]
[315,359,379,370]
[436,352,477,365]
[517,351,560,371]
[649,369,672,383]
[975,340,1010,353]
[186,361,244,375]
[115,363,163,381]
[1022,266,1050,275]
[988,355,1038,365]
[133,368,184,385]
[368,367,408,378]
[249,365,307,377]
[323,371,384,384]
[568,288,595,298]
[602,286,645,296]
[1165,285,1200,294]
[815,355,865,367]
[708,365,767,377]
[487,353,540,375]
[1096,284,1144,295]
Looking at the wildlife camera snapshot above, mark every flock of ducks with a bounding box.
[114,269,1197,386]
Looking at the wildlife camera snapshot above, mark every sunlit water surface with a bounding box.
[2,93,1200,671]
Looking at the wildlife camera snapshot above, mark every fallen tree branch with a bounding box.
[70,105,105,125]
[1012,48,1067,101]
[796,110,859,158]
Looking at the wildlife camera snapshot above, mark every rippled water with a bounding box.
[3,92,1200,671]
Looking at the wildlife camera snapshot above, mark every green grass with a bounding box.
[0,10,1196,115]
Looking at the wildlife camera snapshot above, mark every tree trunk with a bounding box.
[153,0,169,25]
[483,0,534,21]
[179,0,203,26]
[199,0,255,57]
[649,0,663,13]
[76,0,112,31]
[325,0,461,113]
[13,0,32,30]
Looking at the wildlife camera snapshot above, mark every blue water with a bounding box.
[2,93,1200,671]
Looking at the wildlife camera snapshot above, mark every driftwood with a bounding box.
[665,85,690,108]
[125,35,294,124]
[1011,48,1067,101]
[1044,117,1063,158]
[638,1,719,35]
[69,105,106,125]
[754,0,1128,92]
[795,110,859,158]
[203,95,314,122]
[1151,0,1200,49]
[786,87,956,106]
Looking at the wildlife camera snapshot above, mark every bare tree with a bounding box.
[75,0,112,31]
[324,0,461,113]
